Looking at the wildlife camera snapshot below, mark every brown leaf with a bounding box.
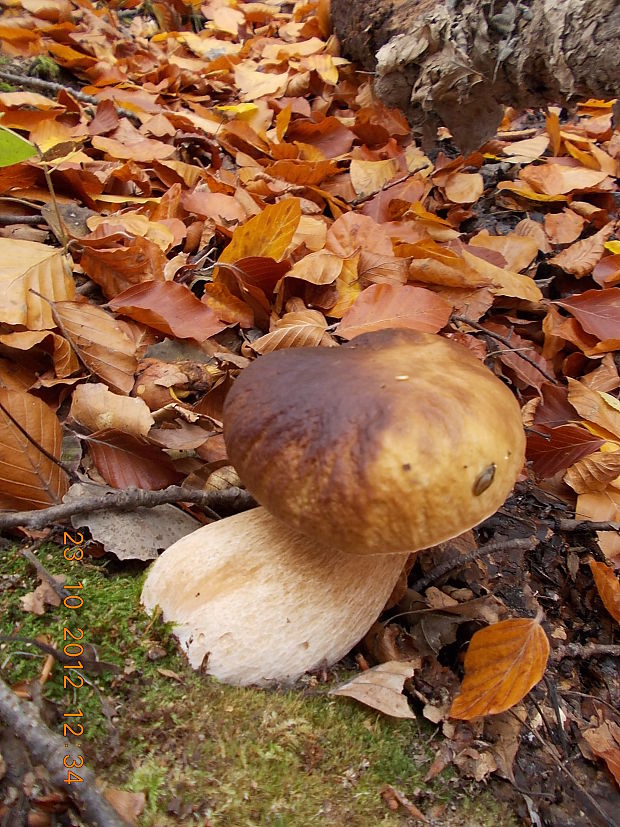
[589,561,620,623]
[20,574,65,615]
[567,379,620,439]
[0,388,69,510]
[108,281,226,343]
[582,722,620,786]
[549,223,614,276]
[443,172,484,204]
[330,661,417,719]
[79,234,167,298]
[337,284,452,339]
[527,424,605,479]
[483,321,551,391]
[556,288,620,345]
[84,428,183,490]
[544,209,585,245]
[53,301,138,394]
[249,309,335,353]
[449,618,550,719]
[103,788,146,827]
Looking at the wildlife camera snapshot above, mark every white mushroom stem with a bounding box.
[141,507,409,686]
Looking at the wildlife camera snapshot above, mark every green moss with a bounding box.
[28,56,60,80]
[0,545,517,826]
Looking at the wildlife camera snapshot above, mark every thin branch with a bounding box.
[0,485,255,531]
[409,536,538,592]
[555,518,620,533]
[551,643,620,661]
[0,677,131,827]
[452,315,556,384]
[0,214,43,225]
[19,543,69,601]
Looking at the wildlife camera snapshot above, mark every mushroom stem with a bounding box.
[141,507,409,686]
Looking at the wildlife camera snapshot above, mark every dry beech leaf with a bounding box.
[564,451,620,494]
[337,284,452,340]
[549,223,615,276]
[589,561,620,623]
[0,329,80,377]
[20,574,65,615]
[443,172,484,204]
[527,424,604,479]
[576,489,620,564]
[103,787,146,827]
[567,379,620,439]
[349,158,399,198]
[449,618,550,720]
[52,301,138,395]
[582,722,620,786]
[69,383,154,437]
[544,209,585,245]
[469,230,539,272]
[218,198,301,264]
[79,234,167,298]
[330,661,417,719]
[556,288,620,346]
[519,163,610,195]
[0,388,69,510]
[108,281,226,343]
[84,428,183,490]
[0,238,74,329]
[249,309,335,353]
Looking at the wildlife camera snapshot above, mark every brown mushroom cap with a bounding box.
[223,329,525,555]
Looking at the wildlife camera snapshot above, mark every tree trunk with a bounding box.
[331,0,620,152]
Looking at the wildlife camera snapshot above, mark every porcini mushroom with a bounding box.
[142,329,525,685]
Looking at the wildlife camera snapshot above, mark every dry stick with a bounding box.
[0,214,44,225]
[551,642,620,661]
[452,315,556,384]
[19,543,69,601]
[409,536,538,592]
[555,518,620,533]
[0,485,255,531]
[0,69,138,120]
[0,677,131,827]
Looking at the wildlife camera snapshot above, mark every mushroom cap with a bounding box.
[140,507,406,685]
[223,329,525,555]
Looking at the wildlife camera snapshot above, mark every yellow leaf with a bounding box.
[214,102,259,121]
[605,241,620,254]
[450,618,549,719]
[349,158,399,199]
[218,199,301,265]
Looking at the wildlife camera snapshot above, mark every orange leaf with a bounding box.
[556,288,620,345]
[549,223,614,276]
[576,488,620,565]
[450,618,549,720]
[544,209,585,245]
[443,172,484,204]
[337,284,452,340]
[0,388,69,510]
[589,561,620,623]
[218,199,301,265]
[108,281,226,343]
[565,451,620,494]
[79,234,167,299]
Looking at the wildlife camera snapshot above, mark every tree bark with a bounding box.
[331,0,620,152]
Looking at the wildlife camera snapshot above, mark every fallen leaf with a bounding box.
[337,284,452,339]
[84,429,183,490]
[549,223,614,276]
[527,424,605,479]
[218,199,301,264]
[589,561,620,623]
[330,661,416,719]
[582,722,620,786]
[20,574,65,615]
[0,388,69,510]
[449,617,550,719]
[576,488,620,565]
[556,288,620,345]
[69,383,154,437]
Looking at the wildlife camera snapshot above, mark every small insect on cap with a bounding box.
[224,329,526,555]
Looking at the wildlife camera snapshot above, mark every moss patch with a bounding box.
[0,544,517,826]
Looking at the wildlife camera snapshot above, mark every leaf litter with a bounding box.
[0,0,618,824]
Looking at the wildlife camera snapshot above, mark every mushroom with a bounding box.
[141,329,525,685]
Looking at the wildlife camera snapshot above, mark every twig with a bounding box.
[409,536,538,592]
[0,677,131,826]
[19,543,69,601]
[0,69,138,120]
[551,643,620,661]
[452,315,556,384]
[0,485,255,531]
[0,636,118,675]
[555,518,620,533]
[0,214,43,225]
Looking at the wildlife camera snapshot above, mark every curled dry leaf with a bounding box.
[330,661,417,719]
[0,387,69,510]
[69,383,154,437]
[576,488,620,565]
[567,378,620,439]
[582,721,620,787]
[449,617,550,720]
[589,561,620,623]
[549,222,614,277]
[564,450,620,494]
